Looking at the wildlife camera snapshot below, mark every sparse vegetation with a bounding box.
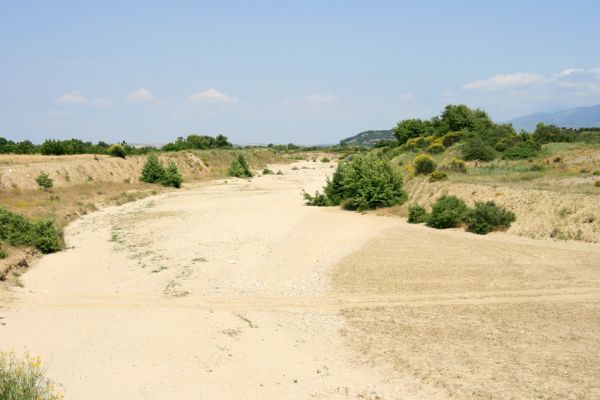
[35,172,53,191]
[228,154,253,178]
[0,351,63,400]
[407,204,428,223]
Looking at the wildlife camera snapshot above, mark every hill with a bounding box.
[509,104,600,132]
[339,129,394,147]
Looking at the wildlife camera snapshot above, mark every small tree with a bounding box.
[35,172,53,191]
[140,153,165,184]
[228,154,253,177]
[413,154,436,174]
[107,144,127,158]
[161,161,183,188]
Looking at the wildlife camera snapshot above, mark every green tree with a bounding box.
[393,119,431,144]
[140,153,165,183]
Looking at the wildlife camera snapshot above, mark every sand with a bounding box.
[1,160,599,399]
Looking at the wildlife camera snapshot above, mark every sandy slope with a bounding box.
[0,161,441,399]
[1,161,598,399]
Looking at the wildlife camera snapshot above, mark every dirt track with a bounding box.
[1,161,599,399]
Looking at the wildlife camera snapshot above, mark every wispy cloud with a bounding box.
[128,88,155,102]
[56,91,87,105]
[398,92,416,101]
[90,98,113,107]
[186,89,237,104]
[462,69,600,92]
[463,73,546,91]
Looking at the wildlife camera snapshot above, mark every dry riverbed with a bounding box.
[1,160,599,399]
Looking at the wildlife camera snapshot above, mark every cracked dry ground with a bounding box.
[1,160,599,399]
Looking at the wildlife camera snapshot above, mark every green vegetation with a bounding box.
[139,153,183,188]
[0,208,62,253]
[0,244,6,259]
[321,157,331,162]
[228,154,253,178]
[262,167,274,175]
[304,154,406,211]
[441,158,467,173]
[429,170,448,182]
[407,204,429,223]
[413,154,436,174]
[35,172,54,191]
[595,180,600,188]
[426,195,469,229]
[107,143,127,158]
[465,201,516,235]
[0,351,63,400]
[162,134,232,151]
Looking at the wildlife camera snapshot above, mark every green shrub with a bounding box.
[321,157,330,163]
[429,170,448,182]
[442,131,462,147]
[0,244,6,259]
[140,153,166,184]
[276,170,284,175]
[413,154,436,174]
[426,195,468,229]
[305,154,406,211]
[161,161,183,188]
[262,167,274,175]
[107,144,127,158]
[465,201,516,234]
[461,137,496,161]
[35,172,53,191]
[595,180,600,188]
[302,190,329,206]
[502,141,541,160]
[407,204,428,223]
[0,351,63,400]
[0,208,61,253]
[228,154,253,177]
[528,164,546,172]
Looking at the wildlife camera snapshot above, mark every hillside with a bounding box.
[339,129,393,146]
[509,104,600,131]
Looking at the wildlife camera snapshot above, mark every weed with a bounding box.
[0,351,63,400]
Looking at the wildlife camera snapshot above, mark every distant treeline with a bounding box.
[0,134,235,156]
[374,104,600,161]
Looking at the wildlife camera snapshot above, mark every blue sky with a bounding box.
[1,1,600,144]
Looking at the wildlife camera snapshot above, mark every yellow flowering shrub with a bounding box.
[0,351,63,400]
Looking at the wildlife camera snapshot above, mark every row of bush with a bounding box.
[0,208,62,253]
[303,154,406,211]
[408,196,516,235]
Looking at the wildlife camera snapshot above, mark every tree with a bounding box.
[393,119,431,144]
[140,153,165,183]
[35,172,54,191]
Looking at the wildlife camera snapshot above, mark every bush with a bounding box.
[426,195,468,229]
[321,157,330,163]
[140,153,165,184]
[303,190,329,206]
[276,170,284,175]
[262,168,274,175]
[107,144,127,158]
[502,141,541,160]
[228,154,253,178]
[0,351,63,400]
[461,137,496,161]
[429,170,448,182]
[442,131,462,147]
[465,201,516,234]
[35,172,53,191]
[0,208,61,253]
[407,204,428,223]
[426,142,445,154]
[0,244,6,259]
[413,154,436,174]
[161,161,183,188]
[595,180,600,188]
[442,158,467,173]
[305,154,406,211]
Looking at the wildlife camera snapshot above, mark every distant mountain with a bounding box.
[508,104,600,132]
[340,129,393,147]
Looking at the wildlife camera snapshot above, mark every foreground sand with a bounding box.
[1,161,599,399]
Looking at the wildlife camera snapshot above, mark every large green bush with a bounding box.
[0,208,62,253]
[465,201,516,234]
[107,144,127,158]
[304,154,406,211]
[426,195,468,229]
[161,161,183,188]
[228,154,253,178]
[413,154,436,174]
[461,137,496,161]
[407,204,428,223]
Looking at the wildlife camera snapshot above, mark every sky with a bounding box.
[1,1,600,145]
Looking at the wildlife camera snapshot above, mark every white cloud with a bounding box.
[398,92,415,101]
[90,98,112,107]
[186,89,237,104]
[56,91,87,105]
[463,73,546,91]
[304,94,336,105]
[128,88,155,102]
